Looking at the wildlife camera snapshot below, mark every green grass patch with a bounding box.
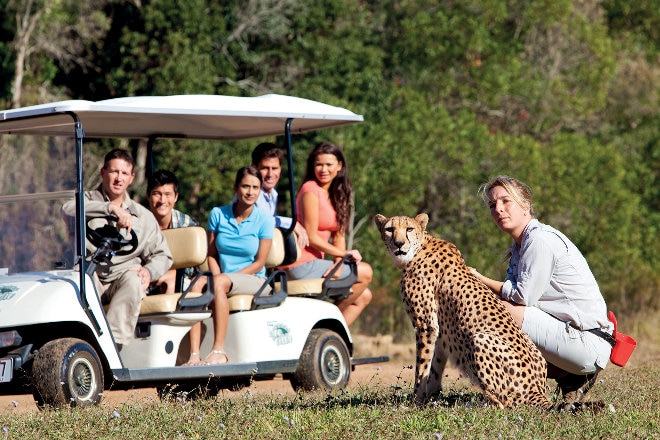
[0,361,657,440]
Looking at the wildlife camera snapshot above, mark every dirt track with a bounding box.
[0,335,470,414]
[0,361,420,414]
[0,356,467,414]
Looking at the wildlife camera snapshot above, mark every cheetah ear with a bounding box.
[374,214,388,232]
[415,213,429,231]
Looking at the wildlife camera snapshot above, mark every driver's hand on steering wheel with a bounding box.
[108,204,133,234]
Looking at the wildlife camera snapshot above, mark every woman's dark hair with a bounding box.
[234,165,263,189]
[303,141,352,232]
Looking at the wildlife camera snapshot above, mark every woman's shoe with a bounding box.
[555,371,600,411]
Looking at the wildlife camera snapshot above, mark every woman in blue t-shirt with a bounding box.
[185,166,274,366]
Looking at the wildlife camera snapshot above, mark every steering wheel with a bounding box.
[86,215,138,257]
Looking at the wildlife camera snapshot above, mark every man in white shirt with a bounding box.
[251,143,309,249]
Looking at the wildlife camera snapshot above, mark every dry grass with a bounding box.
[0,311,656,439]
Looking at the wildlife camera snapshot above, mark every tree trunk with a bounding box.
[10,0,44,108]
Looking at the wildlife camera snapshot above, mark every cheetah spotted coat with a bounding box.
[375,213,550,408]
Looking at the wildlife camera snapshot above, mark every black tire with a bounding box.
[31,338,104,409]
[290,329,350,391]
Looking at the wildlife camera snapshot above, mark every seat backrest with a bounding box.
[161,226,207,269]
[140,226,211,315]
[162,226,292,277]
[266,228,301,268]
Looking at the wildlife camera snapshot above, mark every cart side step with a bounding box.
[351,355,390,367]
[112,362,258,382]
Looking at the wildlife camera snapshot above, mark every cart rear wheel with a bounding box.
[32,338,104,408]
[290,329,350,391]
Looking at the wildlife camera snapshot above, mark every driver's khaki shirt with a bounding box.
[61,186,172,284]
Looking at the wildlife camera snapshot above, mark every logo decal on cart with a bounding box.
[268,322,292,346]
[0,285,18,301]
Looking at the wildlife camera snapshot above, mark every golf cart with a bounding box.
[0,94,387,408]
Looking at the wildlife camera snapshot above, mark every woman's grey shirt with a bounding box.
[501,219,613,332]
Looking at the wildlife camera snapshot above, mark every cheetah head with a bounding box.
[374,213,429,269]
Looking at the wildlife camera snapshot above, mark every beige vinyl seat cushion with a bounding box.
[139,226,209,315]
[140,292,204,315]
[134,227,334,314]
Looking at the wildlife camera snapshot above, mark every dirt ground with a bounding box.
[0,363,412,414]
[0,335,468,414]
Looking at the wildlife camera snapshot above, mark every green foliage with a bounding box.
[72,0,225,98]
[602,0,660,57]
[148,138,256,223]
[1,0,658,336]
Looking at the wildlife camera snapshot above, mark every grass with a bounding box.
[1,317,658,440]
[0,360,658,440]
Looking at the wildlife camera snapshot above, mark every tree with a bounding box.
[1,0,657,336]
[6,0,110,107]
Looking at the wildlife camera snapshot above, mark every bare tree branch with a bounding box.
[9,0,44,108]
[7,0,111,107]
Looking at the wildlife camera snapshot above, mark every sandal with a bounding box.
[204,349,229,365]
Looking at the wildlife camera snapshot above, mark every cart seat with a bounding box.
[227,227,354,312]
[119,226,213,369]
[139,226,213,315]
[139,291,205,315]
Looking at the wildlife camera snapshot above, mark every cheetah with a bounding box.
[375,213,550,408]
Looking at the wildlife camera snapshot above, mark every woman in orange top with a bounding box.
[282,141,373,326]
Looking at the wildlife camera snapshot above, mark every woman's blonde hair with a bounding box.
[478,175,535,217]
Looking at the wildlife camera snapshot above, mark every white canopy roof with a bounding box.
[0,94,363,140]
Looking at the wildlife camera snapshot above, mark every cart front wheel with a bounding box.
[32,338,104,408]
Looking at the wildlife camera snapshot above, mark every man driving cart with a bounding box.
[62,148,172,349]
